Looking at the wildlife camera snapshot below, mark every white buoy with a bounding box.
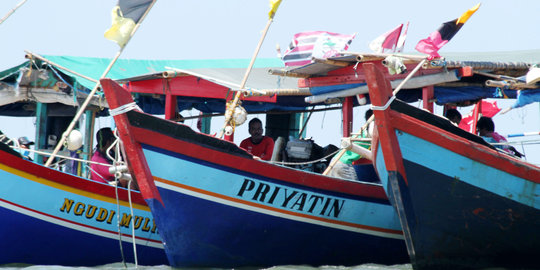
[65,130,83,151]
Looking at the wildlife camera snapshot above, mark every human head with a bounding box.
[248,118,264,144]
[365,109,373,121]
[476,116,494,136]
[18,136,34,148]
[445,108,462,125]
[96,127,115,150]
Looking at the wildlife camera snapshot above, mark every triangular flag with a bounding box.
[415,3,480,58]
[369,24,403,53]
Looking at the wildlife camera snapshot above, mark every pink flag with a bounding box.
[282,31,355,66]
[396,22,409,52]
[369,24,403,53]
[459,100,501,132]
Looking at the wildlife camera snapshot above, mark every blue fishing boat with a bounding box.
[365,62,540,269]
[101,78,409,268]
[0,141,167,266]
[0,55,171,266]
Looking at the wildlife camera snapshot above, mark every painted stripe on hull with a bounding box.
[375,135,540,269]
[156,178,401,239]
[148,188,409,268]
[0,198,162,248]
[143,145,403,239]
[0,203,167,266]
[397,131,539,209]
[400,159,540,269]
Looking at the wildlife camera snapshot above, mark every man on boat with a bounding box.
[240,118,274,161]
[445,108,462,126]
[18,136,34,161]
[476,116,523,158]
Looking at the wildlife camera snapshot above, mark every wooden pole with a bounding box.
[217,17,275,138]
[24,51,99,83]
[323,58,427,175]
[45,1,157,166]
[0,0,27,25]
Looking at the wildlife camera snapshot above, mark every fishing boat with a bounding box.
[0,141,167,266]
[0,55,170,266]
[364,62,540,269]
[101,77,409,268]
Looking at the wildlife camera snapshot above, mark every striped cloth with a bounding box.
[282,31,355,67]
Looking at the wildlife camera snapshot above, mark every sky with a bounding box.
[1,0,540,164]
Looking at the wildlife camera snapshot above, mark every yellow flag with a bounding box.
[104,6,136,48]
[456,3,481,25]
[268,0,282,19]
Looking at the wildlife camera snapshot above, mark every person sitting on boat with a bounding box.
[327,109,374,181]
[445,108,462,126]
[476,116,523,158]
[90,128,118,185]
[240,118,274,161]
[18,136,34,161]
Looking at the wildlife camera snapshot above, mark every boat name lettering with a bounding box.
[237,178,345,218]
[59,198,157,233]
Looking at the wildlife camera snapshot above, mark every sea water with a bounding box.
[0,263,412,270]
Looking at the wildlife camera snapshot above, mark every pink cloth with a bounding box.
[490,131,507,143]
[90,151,114,183]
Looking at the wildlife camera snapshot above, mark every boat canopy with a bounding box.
[2,50,540,117]
[269,49,540,107]
[0,54,303,116]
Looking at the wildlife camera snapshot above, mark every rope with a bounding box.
[113,178,127,268]
[109,129,139,267]
[371,95,396,111]
[127,179,138,268]
[109,102,140,116]
[272,148,341,166]
[99,129,130,267]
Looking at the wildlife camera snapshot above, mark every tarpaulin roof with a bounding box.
[0,54,296,116]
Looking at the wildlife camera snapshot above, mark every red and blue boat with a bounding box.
[0,142,167,266]
[365,62,540,270]
[101,78,409,268]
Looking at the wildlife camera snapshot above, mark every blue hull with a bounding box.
[143,143,407,268]
[397,158,540,269]
[373,108,540,269]
[148,188,405,267]
[0,144,168,266]
[101,78,409,268]
[0,206,165,266]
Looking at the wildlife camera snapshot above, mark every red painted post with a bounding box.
[343,96,353,137]
[422,85,434,113]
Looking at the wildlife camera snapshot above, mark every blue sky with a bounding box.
[1,0,540,163]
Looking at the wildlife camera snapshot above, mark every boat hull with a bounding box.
[365,63,540,270]
[143,143,406,267]
[0,144,167,266]
[101,78,409,268]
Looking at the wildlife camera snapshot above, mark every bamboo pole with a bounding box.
[25,51,99,83]
[45,1,157,167]
[323,58,427,175]
[217,16,276,138]
[0,0,27,25]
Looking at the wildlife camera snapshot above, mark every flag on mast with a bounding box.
[104,0,155,48]
[396,21,409,52]
[415,3,480,58]
[282,31,355,66]
[268,0,282,19]
[369,24,403,53]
